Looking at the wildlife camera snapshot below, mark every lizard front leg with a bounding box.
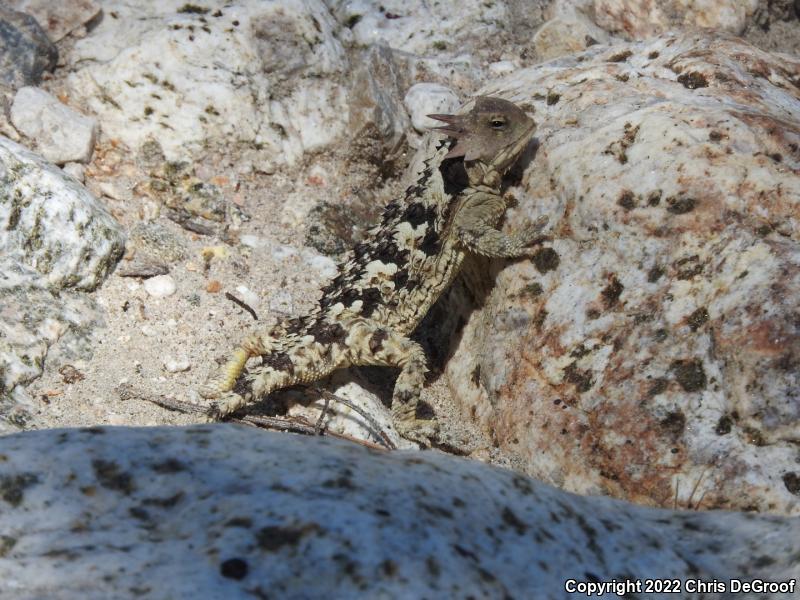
[344,318,437,445]
[454,190,549,258]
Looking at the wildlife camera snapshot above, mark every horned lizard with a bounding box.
[200,96,548,444]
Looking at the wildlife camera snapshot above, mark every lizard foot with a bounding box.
[394,416,440,447]
[204,391,248,422]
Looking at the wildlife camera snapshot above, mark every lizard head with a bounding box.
[428,96,536,175]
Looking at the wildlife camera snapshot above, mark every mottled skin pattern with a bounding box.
[200,97,548,443]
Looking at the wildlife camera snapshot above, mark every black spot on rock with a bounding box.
[648,51,660,59]
[608,50,633,62]
[150,458,186,474]
[647,190,662,206]
[564,362,593,393]
[601,275,624,308]
[666,196,696,214]
[501,506,528,534]
[546,92,561,105]
[92,460,134,494]
[647,265,664,282]
[783,472,800,496]
[220,558,248,580]
[0,473,39,507]
[660,410,686,438]
[617,190,635,210]
[256,524,319,552]
[715,415,732,435]
[532,247,559,273]
[687,307,709,331]
[648,378,669,397]
[677,71,708,89]
[670,359,706,392]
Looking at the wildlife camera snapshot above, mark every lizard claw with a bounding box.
[395,417,440,447]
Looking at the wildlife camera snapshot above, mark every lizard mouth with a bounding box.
[427,113,465,138]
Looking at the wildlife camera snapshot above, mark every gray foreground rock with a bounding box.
[0,425,797,599]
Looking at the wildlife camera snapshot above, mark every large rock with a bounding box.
[0,136,124,423]
[0,136,124,289]
[65,0,349,165]
[443,33,800,514]
[0,6,57,89]
[0,425,796,598]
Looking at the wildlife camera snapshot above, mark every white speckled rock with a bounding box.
[65,0,348,165]
[0,426,796,598]
[0,136,124,289]
[10,86,98,164]
[442,33,800,514]
[403,82,460,134]
[0,136,123,422]
[594,0,761,38]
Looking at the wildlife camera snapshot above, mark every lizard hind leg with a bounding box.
[198,332,275,420]
[347,320,438,445]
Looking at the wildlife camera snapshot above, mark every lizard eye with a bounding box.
[489,117,507,129]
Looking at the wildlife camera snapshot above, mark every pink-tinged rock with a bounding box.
[444,33,800,514]
[594,0,760,38]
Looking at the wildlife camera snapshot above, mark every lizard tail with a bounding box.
[199,333,276,399]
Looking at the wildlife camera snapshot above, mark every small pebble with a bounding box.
[163,357,191,373]
[144,274,176,297]
[206,280,221,293]
[235,285,260,310]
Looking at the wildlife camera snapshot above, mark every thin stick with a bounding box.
[224,292,259,321]
[315,395,331,435]
[118,385,392,450]
[312,387,397,450]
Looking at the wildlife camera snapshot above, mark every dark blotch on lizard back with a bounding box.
[402,202,436,227]
[286,314,311,335]
[393,267,409,289]
[308,321,346,345]
[359,287,383,317]
[369,328,389,352]
[373,235,410,266]
[263,352,295,375]
[381,200,401,225]
[419,227,441,256]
